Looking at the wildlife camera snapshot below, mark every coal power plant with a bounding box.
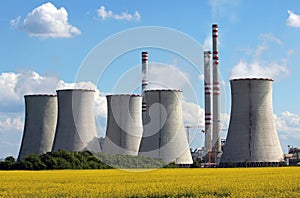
[102,94,143,156]
[139,89,193,165]
[17,24,287,167]
[220,79,284,167]
[52,89,100,153]
[18,95,57,160]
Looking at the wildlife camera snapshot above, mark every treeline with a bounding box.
[0,150,171,170]
[0,150,111,170]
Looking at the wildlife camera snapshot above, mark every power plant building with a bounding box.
[220,78,284,167]
[18,95,57,160]
[102,94,143,156]
[52,89,100,153]
[139,89,193,164]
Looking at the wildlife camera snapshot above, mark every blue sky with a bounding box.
[1,0,300,158]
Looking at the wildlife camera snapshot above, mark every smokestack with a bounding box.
[212,24,222,154]
[204,51,212,153]
[220,78,284,167]
[141,51,149,113]
[18,95,57,160]
[52,89,100,153]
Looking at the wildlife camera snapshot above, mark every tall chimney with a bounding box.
[204,51,212,153]
[212,24,222,154]
[141,51,149,113]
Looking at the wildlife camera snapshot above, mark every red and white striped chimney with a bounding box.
[141,51,148,112]
[212,24,222,153]
[204,51,212,153]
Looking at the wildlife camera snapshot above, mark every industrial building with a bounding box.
[16,23,290,167]
[18,95,57,160]
[139,89,193,165]
[220,78,284,167]
[102,94,143,156]
[52,89,100,153]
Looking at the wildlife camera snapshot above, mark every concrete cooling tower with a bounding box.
[220,78,284,167]
[139,89,193,165]
[18,95,57,160]
[102,94,143,156]
[52,89,100,153]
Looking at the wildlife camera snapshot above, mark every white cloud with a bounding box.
[230,34,289,80]
[148,63,191,90]
[275,111,300,140]
[287,10,300,27]
[182,100,204,127]
[9,16,21,28]
[0,70,107,117]
[0,113,23,132]
[97,6,141,21]
[230,60,289,80]
[11,2,80,38]
[255,34,283,57]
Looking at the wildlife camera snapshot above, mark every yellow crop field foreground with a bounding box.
[0,167,300,197]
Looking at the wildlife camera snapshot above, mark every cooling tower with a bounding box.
[52,89,100,152]
[212,24,222,154]
[139,89,193,165]
[220,78,284,167]
[18,95,57,160]
[102,94,143,156]
[204,51,212,153]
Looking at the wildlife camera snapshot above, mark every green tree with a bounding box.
[24,154,46,170]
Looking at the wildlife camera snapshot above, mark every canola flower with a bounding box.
[0,167,299,197]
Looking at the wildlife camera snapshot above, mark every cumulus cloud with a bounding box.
[0,70,107,117]
[0,113,23,132]
[230,60,289,80]
[97,6,141,21]
[10,2,81,38]
[182,100,204,127]
[9,16,21,28]
[286,10,300,27]
[148,63,191,90]
[230,34,289,80]
[275,111,300,140]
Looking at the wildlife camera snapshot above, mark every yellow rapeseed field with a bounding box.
[0,167,299,197]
